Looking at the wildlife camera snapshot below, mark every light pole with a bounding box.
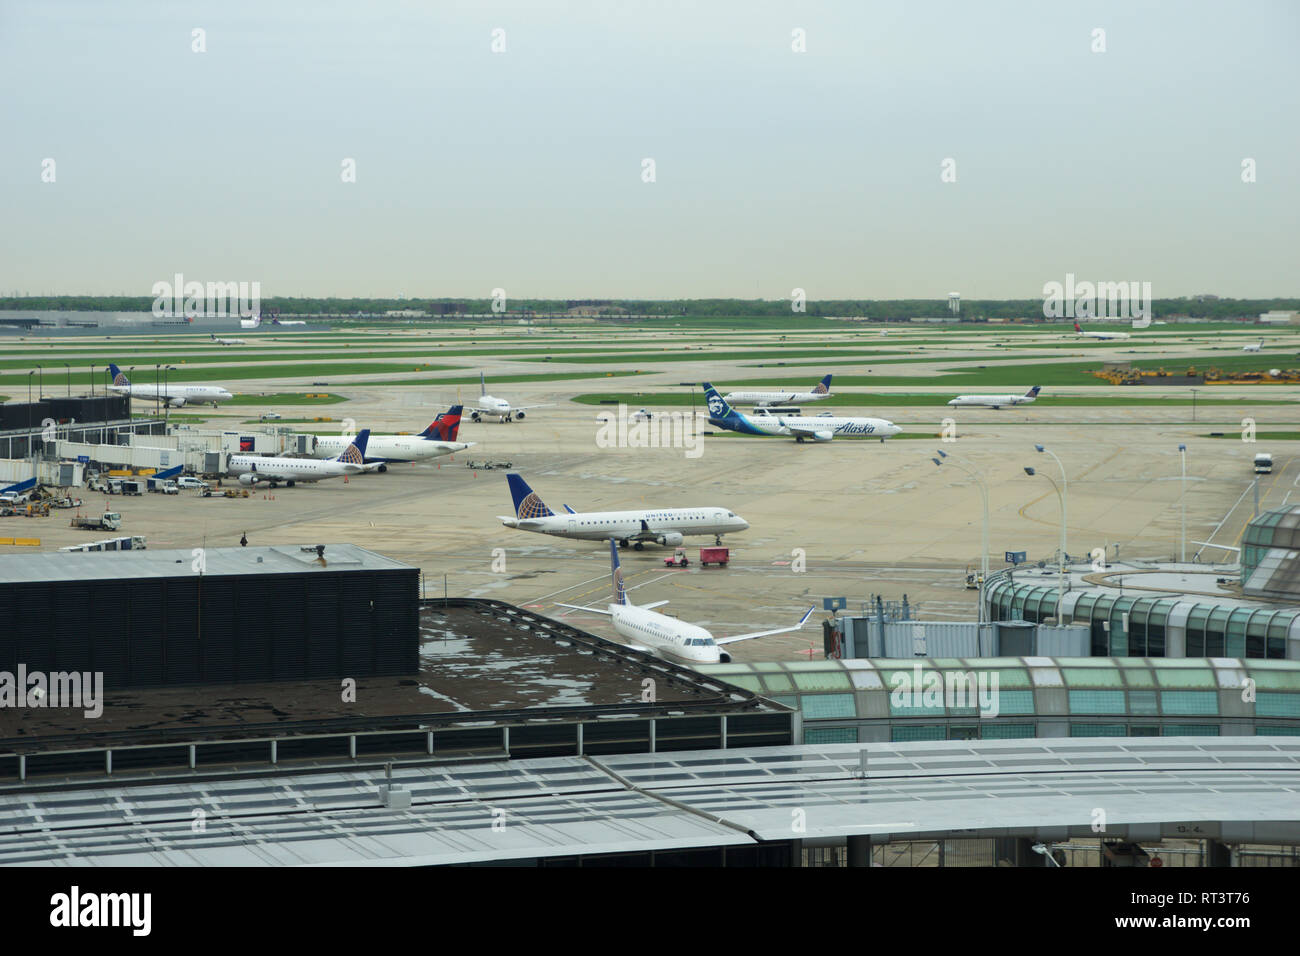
[934,449,990,623]
[89,363,95,398]
[1035,444,1068,562]
[1179,443,1187,563]
[63,363,70,397]
[1190,388,1199,423]
[35,365,43,400]
[1025,466,1067,624]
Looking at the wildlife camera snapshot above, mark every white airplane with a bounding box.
[470,372,551,423]
[272,318,306,326]
[1243,339,1263,352]
[703,385,900,443]
[210,333,245,345]
[240,315,262,330]
[722,374,833,407]
[556,539,816,665]
[499,474,748,549]
[947,386,1041,409]
[228,430,369,487]
[312,406,473,471]
[1073,321,1130,340]
[107,364,233,407]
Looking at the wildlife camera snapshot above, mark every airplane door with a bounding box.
[568,519,576,535]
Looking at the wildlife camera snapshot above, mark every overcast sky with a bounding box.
[2,0,1297,300]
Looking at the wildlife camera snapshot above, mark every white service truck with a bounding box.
[1255,452,1274,474]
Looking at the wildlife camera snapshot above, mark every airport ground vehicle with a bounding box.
[177,476,208,490]
[0,491,29,507]
[148,479,179,494]
[466,460,514,470]
[121,480,145,496]
[699,546,730,567]
[70,512,122,531]
[1255,452,1274,474]
[664,548,690,568]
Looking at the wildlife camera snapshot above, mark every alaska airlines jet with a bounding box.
[312,406,474,471]
[556,540,815,665]
[722,374,833,407]
[499,474,748,548]
[1073,322,1130,340]
[703,384,900,443]
[228,430,369,487]
[947,386,1041,409]
[107,364,233,407]
[470,372,552,422]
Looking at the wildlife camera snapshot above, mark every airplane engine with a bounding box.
[238,472,260,486]
[813,431,834,442]
[514,411,526,420]
[657,532,684,547]
[168,397,186,407]
[718,651,732,663]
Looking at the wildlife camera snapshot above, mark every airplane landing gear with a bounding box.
[633,542,644,551]
[619,540,629,549]
[286,480,296,487]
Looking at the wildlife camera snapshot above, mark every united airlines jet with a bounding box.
[498,474,748,548]
[228,431,370,487]
[107,364,233,408]
[722,374,833,407]
[703,384,900,442]
[555,539,815,665]
[947,386,1040,409]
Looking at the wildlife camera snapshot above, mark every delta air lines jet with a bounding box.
[312,406,473,470]
[556,540,815,665]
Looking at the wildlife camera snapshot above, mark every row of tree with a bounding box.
[2,296,1297,321]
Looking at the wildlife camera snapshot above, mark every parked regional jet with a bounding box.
[947,386,1041,409]
[312,406,473,470]
[470,372,551,422]
[1243,339,1264,352]
[272,318,305,326]
[1073,322,1130,340]
[703,384,900,442]
[499,474,748,548]
[556,540,815,665]
[211,333,245,345]
[240,315,262,329]
[107,364,233,407]
[722,374,833,407]
[228,431,369,487]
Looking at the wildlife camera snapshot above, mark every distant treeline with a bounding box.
[2,296,1297,321]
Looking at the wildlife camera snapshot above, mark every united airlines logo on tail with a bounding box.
[338,443,364,465]
[613,564,627,604]
[113,372,130,386]
[812,381,829,394]
[517,492,551,519]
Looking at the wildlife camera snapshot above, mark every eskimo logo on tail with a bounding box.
[702,383,732,420]
[811,374,832,394]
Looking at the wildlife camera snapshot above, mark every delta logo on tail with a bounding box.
[421,406,463,442]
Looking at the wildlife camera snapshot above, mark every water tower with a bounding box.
[948,292,960,316]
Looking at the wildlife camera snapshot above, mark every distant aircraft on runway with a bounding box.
[498,473,748,548]
[272,318,306,326]
[947,386,1041,409]
[470,372,551,422]
[228,431,369,487]
[312,406,474,471]
[722,374,833,408]
[240,315,262,330]
[210,333,245,345]
[1073,322,1130,341]
[702,384,900,442]
[555,539,815,665]
[107,364,233,408]
[1243,339,1264,352]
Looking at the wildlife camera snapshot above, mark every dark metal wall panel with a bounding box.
[13,585,55,674]
[127,581,165,686]
[270,585,306,681]
[163,578,201,684]
[198,579,236,684]
[305,577,342,679]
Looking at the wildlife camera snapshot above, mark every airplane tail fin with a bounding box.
[507,473,553,518]
[812,373,832,394]
[1072,322,1082,332]
[702,383,742,425]
[1026,386,1041,398]
[609,538,628,606]
[108,364,130,386]
[480,371,486,397]
[420,405,463,441]
[336,429,370,464]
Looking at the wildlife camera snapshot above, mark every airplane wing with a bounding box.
[641,600,669,610]
[510,403,554,411]
[776,419,827,440]
[1192,541,1241,553]
[714,606,816,646]
[554,602,612,616]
